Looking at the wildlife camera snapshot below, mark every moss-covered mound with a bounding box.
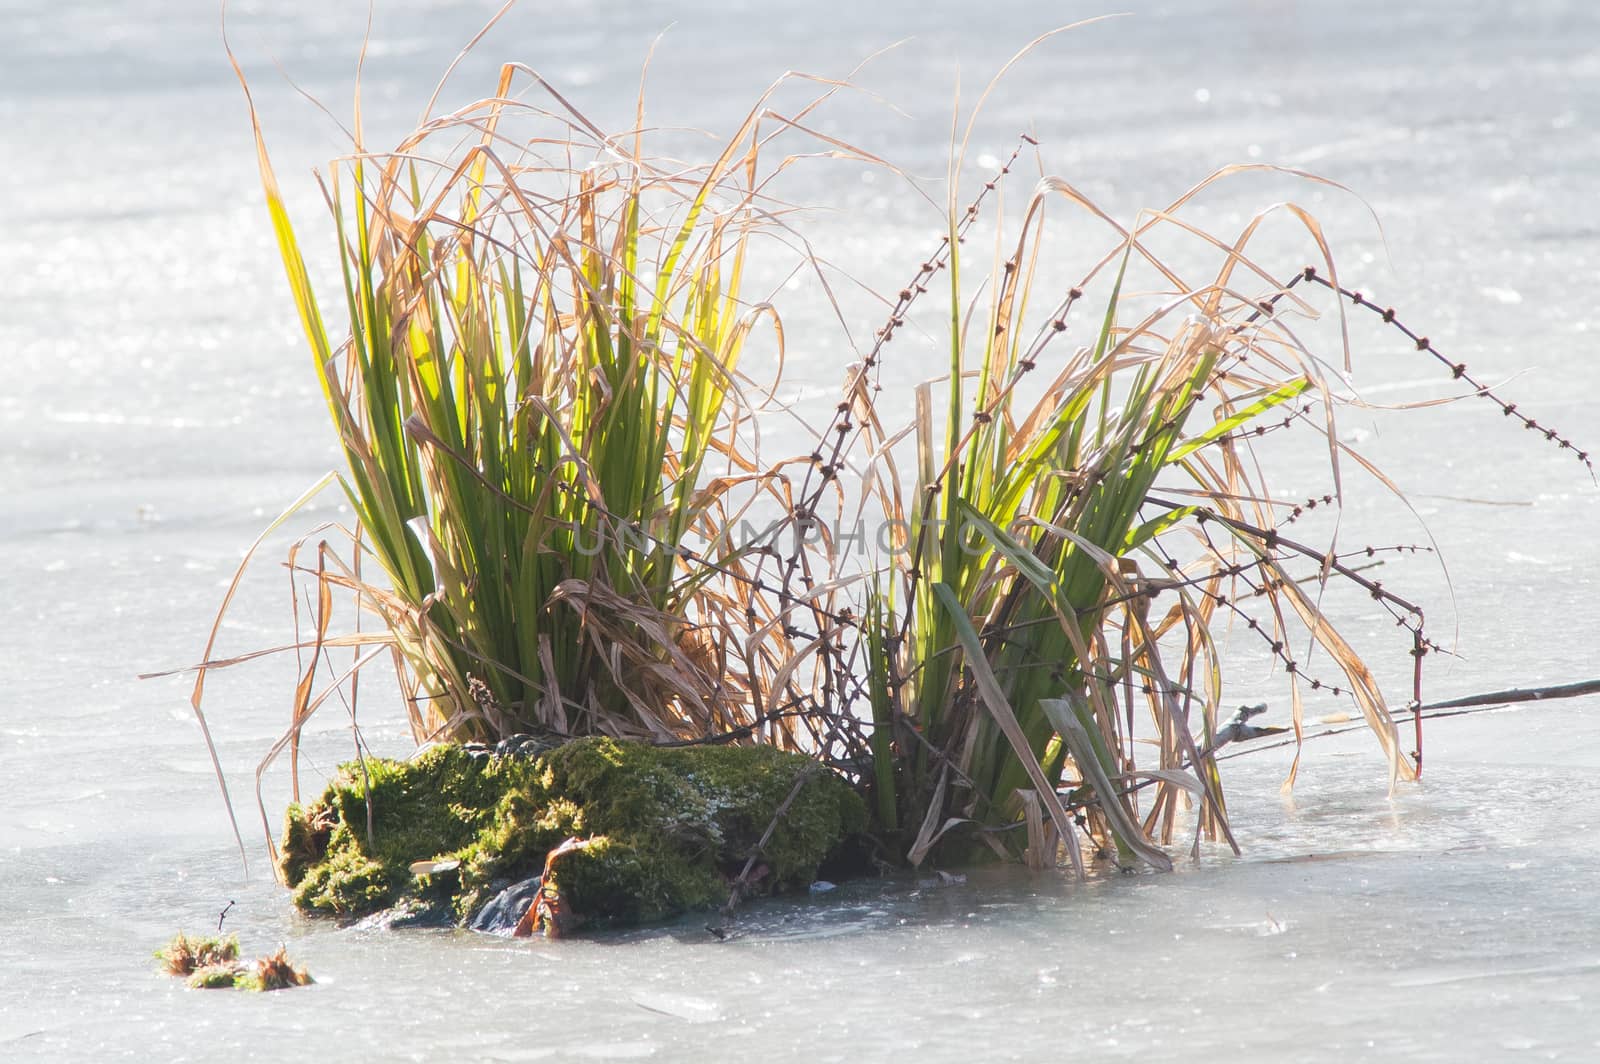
[279,737,866,930]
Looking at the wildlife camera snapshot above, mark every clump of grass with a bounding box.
[838,44,1583,866]
[859,232,1327,866]
[155,932,238,977]
[855,156,1438,865]
[237,67,795,746]
[185,20,1590,880]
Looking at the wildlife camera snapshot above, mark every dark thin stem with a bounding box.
[721,760,821,918]
[1422,678,1600,711]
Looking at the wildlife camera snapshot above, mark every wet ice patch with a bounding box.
[1479,286,1523,305]
[569,1045,655,1060]
[631,992,721,1023]
[1505,550,1551,566]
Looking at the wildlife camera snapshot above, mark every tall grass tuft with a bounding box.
[857,164,1428,868]
[231,60,846,751]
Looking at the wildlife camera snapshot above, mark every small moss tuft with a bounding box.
[235,946,314,992]
[186,963,244,989]
[156,932,239,977]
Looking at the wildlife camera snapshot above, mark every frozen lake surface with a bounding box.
[3,1,1598,1059]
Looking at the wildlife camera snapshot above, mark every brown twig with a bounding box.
[1421,678,1600,711]
[719,760,822,919]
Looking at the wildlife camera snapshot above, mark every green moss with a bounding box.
[155,932,239,976]
[281,737,866,931]
[545,835,721,925]
[186,964,243,989]
[540,740,868,892]
[289,840,396,915]
[279,801,334,887]
[282,745,539,916]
